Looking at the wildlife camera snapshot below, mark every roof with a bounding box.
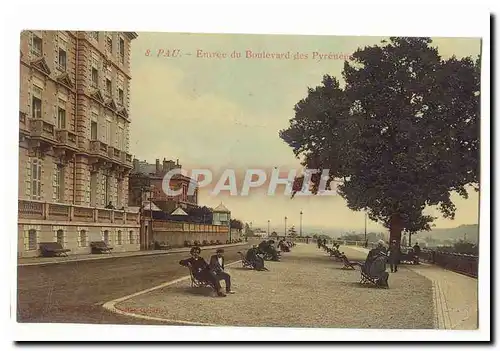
[213,202,230,213]
[142,201,162,211]
[171,207,188,216]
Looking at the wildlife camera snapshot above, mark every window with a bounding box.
[91,67,98,88]
[32,35,42,57]
[91,121,98,140]
[117,126,124,150]
[106,78,112,96]
[56,229,64,247]
[91,32,99,41]
[79,230,87,247]
[54,165,64,202]
[119,38,125,63]
[129,231,135,244]
[118,88,124,105]
[32,96,42,119]
[106,36,113,53]
[117,230,122,245]
[105,119,111,144]
[90,172,97,206]
[28,229,37,251]
[117,179,123,207]
[57,106,66,129]
[31,158,42,200]
[58,48,67,71]
[103,230,109,245]
[104,175,110,204]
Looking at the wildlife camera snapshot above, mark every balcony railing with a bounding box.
[152,220,228,233]
[55,129,78,149]
[120,152,133,168]
[29,119,56,141]
[18,199,140,225]
[89,140,109,159]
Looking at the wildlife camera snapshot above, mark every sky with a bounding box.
[129,33,481,232]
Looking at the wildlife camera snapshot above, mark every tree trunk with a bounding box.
[389,213,403,245]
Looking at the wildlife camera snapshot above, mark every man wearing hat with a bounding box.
[209,248,235,294]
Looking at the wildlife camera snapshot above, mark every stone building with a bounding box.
[18,30,140,258]
[129,158,199,214]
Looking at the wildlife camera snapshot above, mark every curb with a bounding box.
[18,243,248,267]
[102,260,242,325]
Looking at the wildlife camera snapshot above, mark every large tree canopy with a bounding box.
[280,37,480,243]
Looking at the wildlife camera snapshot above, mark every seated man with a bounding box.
[258,240,280,261]
[246,246,267,271]
[368,250,389,287]
[179,246,226,297]
[209,249,235,294]
[279,239,290,252]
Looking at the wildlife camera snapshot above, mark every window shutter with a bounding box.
[25,159,31,197]
[54,35,59,71]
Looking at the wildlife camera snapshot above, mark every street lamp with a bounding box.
[284,216,288,238]
[267,220,270,237]
[364,212,367,247]
[300,211,303,237]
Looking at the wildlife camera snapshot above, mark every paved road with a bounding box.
[17,245,250,324]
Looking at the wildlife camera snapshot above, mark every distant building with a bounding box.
[128,158,198,213]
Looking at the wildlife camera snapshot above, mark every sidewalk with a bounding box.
[18,242,248,267]
[347,245,478,330]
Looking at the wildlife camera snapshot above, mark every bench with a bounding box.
[359,263,388,288]
[90,241,113,254]
[154,241,171,250]
[340,255,361,270]
[39,242,70,257]
[238,251,255,269]
[186,265,215,289]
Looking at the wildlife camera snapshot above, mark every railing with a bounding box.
[420,250,478,278]
[29,119,56,140]
[153,219,229,233]
[18,199,140,225]
[89,140,109,158]
[55,129,78,149]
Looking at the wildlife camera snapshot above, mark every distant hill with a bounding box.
[416,224,479,243]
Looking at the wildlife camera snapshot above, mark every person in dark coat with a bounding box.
[246,246,267,271]
[388,240,401,272]
[179,246,226,297]
[209,249,235,294]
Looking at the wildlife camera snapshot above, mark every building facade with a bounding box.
[18,30,140,258]
[129,158,199,214]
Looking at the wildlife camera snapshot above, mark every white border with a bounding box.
[3,0,492,344]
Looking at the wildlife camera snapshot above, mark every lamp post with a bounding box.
[284,216,288,238]
[364,212,367,247]
[267,220,270,237]
[300,211,303,237]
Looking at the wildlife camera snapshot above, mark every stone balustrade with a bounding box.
[18,199,140,225]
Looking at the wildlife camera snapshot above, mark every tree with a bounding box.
[230,219,243,230]
[288,225,298,237]
[280,37,479,244]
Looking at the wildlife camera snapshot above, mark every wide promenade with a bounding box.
[110,243,471,329]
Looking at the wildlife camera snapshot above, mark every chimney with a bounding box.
[155,159,160,173]
[133,158,139,171]
[161,158,166,172]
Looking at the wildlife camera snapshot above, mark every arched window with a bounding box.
[79,230,87,247]
[129,230,134,244]
[103,230,109,245]
[117,230,122,245]
[28,229,37,251]
[56,229,64,247]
